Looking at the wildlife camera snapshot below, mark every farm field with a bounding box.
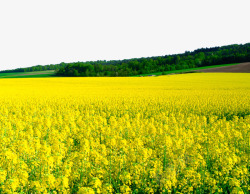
[0,74,250,193]
[197,62,250,73]
[133,63,240,77]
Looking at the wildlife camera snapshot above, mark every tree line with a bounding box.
[0,63,67,73]
[1,43,249,76]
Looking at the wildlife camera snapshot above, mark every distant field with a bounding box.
[134,63,241,77]
[0,70,56,78]
[197,62,250,73]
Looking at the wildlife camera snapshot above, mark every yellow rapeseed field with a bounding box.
[0,73,250,193]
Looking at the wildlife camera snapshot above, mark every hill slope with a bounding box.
[56,43,250,77]
[1,43,249,77]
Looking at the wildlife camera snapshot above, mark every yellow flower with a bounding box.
[0,169,7,183]
[78,187,95,194]
[0,74,249,193]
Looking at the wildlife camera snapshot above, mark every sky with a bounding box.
[0,0,249,71]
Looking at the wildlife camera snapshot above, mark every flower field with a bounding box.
[0,73,250,193]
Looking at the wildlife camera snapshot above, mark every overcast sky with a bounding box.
[0,0,249,71]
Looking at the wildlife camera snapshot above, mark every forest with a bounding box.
[1,43,249,76]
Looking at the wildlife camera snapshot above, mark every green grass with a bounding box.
[0,70,57,78]
[132,63,240,77]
